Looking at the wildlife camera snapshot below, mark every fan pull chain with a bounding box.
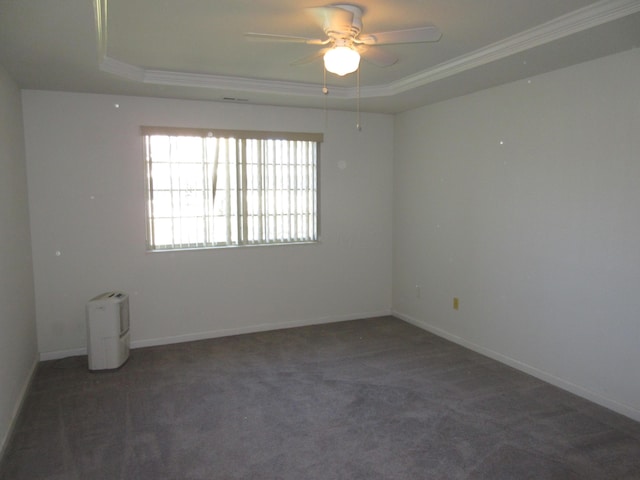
[322,67,329,130]
[356,68,362,131]
[323,66,328,95]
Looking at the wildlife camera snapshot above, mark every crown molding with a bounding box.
[388,0,640,95]
[98,56,353,98]
[144,69,348,98]
[100,55,145,82]
[94,0,640,100]
[93,0,107,61]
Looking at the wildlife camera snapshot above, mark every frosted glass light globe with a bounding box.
[323,46,360,76]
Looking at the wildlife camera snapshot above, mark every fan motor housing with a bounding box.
[324,4,363,38]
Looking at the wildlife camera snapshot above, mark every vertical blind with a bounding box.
[143,127,322,250]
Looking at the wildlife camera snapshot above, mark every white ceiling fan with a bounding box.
[245,3,442,76]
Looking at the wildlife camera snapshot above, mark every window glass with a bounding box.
[143,127,321,250]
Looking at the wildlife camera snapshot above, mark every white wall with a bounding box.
[0,67,38,454]
[22,92,394,357]
[393,48,640,421]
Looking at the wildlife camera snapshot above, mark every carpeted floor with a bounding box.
[1,316,639,479]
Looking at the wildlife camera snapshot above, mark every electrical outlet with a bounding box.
[453,297,459,310]
[415,285,421,299]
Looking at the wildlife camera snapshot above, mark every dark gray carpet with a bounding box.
[1,316,639,479]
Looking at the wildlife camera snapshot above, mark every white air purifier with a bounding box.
[86,292,130,371]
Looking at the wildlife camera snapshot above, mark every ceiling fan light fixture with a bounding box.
[323,46,360,76]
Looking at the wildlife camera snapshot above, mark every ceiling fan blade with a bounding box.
[358,26,442,45]
[307,6,354,33]
[357,45,398,67]
[291,48,331,66]
[245,32,327,45]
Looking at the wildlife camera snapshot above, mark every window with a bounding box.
[143,127,321,250]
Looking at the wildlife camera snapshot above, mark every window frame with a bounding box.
[142,126,322,252]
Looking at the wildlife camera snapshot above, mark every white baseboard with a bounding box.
[0,355,39,460]
[39,347,86,361]
[31,309,640,424]
[393,310,640,423]
[131,310,392,349]
[39,310,393,360]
